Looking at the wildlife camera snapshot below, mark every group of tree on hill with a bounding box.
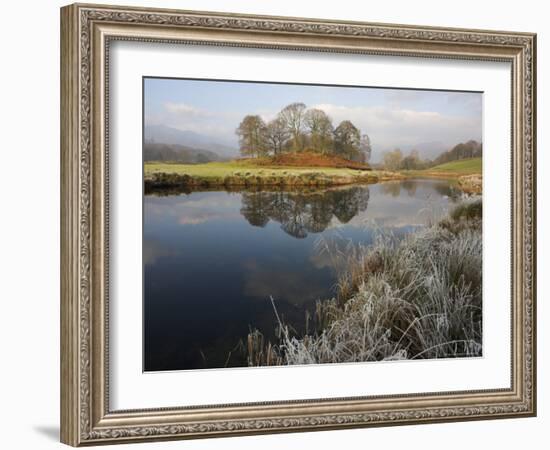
[236,102,372,163]
[382,140,482,171]
[432,140,482,165]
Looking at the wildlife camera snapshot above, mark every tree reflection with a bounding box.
[401,180,418,197]
[378,179,461,201]
[432,181,461,199]
[240,187,370,238]
[379,181,401,197]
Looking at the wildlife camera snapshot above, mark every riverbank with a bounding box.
[246,199,483,366]
[403,157,481,177]
[144,161,404,191]
[400,157,482,193]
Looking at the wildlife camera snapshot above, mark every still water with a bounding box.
[144,179,459,371]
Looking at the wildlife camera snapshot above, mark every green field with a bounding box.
[426,158,482,175]
[146,160,373,177]
[400,157,482,179]
[144,160,403,189]
[144,158,482,191]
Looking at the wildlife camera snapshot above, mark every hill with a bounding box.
[433,140,482,166]
[428,157,482,175]
[251,151,371,171]
[144,125,238,158]
[143,142,221,164]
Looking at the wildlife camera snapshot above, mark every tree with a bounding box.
[432,140,482,166]
[278,102,307,151]
[236,115,267,157]
[359,134,372,163]
[383,149,404,171]
[333,120,361,160]
[304,108,334,154]
[195,153,210,164]
[401,149,420,170]
[265,117,290,155]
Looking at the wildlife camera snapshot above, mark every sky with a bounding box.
[144,77,482,161]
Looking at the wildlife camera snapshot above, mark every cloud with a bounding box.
[255,108,280,123]
[145,102,242,145]
[163,102,214,118]
[143,239,176,266]
[312,103,481,158]
[178,211,240,225]
[242,259,330,306]
[145,194,242,226]
[144,91,482,159]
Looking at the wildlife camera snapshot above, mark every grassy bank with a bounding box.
[145,160,403,190]
[430,157,482,174]
[246,199,483,366]
[401,158,482,194]
[403,157,482,178]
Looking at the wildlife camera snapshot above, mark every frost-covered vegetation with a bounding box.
[246,199,483,366]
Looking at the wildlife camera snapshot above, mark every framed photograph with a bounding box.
[60,3,537,446]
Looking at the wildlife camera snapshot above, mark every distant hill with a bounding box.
[143,142,221,163]
[144,125,238,158]
[429,157,482,175]
[433,140,482,166]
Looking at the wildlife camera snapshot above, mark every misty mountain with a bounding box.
[145,124,238,157]
[144,142,221,163]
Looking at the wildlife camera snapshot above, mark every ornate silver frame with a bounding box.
[60,3,536,446]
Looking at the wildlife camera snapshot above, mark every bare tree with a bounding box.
[401,149,421,170]
[433,140,482,166]
[265,117,290,155]
[334,120,361,160]
[383,149,404,171]
[359,134,372,163]
[305,108,334,154]
[278,102,307,152]
[236,115,267,157]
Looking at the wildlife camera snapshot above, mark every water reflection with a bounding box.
[143,178,460,371]
[380,179,459,199]
[240,187,370,238]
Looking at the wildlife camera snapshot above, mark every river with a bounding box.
[144,179,460,371]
